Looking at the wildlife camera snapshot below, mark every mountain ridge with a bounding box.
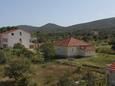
[16,17,115,33]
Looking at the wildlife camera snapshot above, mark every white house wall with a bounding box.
[55,46,84,57]
[54,46,68,56]
[54,45,95,57]
[77,49,85,56]
[0,33,9,48]
[7,29,31,48]
[107,72,115,86]
[67,47,78,57]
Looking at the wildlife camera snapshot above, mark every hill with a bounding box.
[17,25,39,33]
[68,17,115,30]
[38,23,64,33]
[16,17,115,33]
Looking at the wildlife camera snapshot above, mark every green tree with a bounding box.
[13,43,25,56]
[4,58,31,86]
[40,43,55,61]
[13,43,25,49]
[57,75,76,86]
[22,49,34,59]
[13,43,34,59]
[0,50,7,64]
[31,49,44,63]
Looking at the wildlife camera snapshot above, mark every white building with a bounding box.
[107,62,115,86]
[54,37,95,57]
[0,29,34,49]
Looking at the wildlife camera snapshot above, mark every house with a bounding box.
[107,62,115,86]
[54,37,95,57]
[0,28,34,49]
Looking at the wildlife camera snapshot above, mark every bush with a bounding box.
[31,49,44,63]
[23,49,34,59]
[4,58,31,86]
[13,43,25,56]
[0,50,7,64]
[57,75,76,86]
[40,43,55,61]
[96,46,113,54]
[13,43,34,59]
[13,43,25,49]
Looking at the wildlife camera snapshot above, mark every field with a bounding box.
[28,53,115,85]
[0,53,114,86]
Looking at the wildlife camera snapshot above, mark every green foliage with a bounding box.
[31,50,44,63]
[22,49,34,59]
[13,43,25,56]
[28,79,37,86]
[96,46,113,54]
[4,58,31,86]
[0,50,7,64]
[13,43,25,50]
[36,31,48,43]
[40,43,55,61]
[57,75,76,86]
[13,43,34,59]
[4,58,31,80]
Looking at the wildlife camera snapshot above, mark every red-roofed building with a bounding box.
[107,62,115,86]
[54,37,95,57]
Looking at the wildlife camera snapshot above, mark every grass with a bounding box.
[74,53,115,67]
[0,51,115,86]
[30,62,78,86]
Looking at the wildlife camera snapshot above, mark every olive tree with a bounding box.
[0,50,7,64]
[40,43,55,61]
[4,58,31,86]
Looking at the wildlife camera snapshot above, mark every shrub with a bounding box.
[96,46,113,54]
[4,58,31,86]
[13,43,25,56]
[13,43,25,50]
[0,50,7,64]
[40,43,55,61]
[13,43,34,58]
[23,49,34,59]
[57,75,76,86]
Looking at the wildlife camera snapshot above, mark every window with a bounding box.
[11,33,14,36]
[2,38,8,42]
[20,32,22,36]
[19,38,22,43]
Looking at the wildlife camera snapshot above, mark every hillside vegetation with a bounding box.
[0,17,115,86]
[16,17,115,34]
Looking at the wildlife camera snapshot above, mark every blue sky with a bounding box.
[0,0,115,27]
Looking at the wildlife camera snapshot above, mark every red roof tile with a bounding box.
[54,37,91,47]
[107,62,115,71]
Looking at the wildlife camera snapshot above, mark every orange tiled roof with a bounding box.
[107,62,115,71]
[54,37,91,47]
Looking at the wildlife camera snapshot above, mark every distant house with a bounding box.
[54,37,95,57]
[0,28,34,49]
[107,62,115,86]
